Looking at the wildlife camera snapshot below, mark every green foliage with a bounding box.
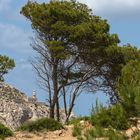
[70,117,89,137]
[20,0,120,79]
[0,55,15,82]
[79,126,126,140]
[68,116,90,125]
[73,124,127,140]
[20,0,132,121]
[131,130,140,140]
[90,102,129,130]
[121,44,140,62]
[68,118,81,125]
[21,0,118,48]
[117,60,140,117]
[77,136,85,140]
[20,0,122,121]
[84,126,105,138]
[98,45,140,103]
[0,123,13,139]
[18,117,63,132]
[72,123,82,137]
[20,0,140,121]
[134,134,140,140]
[106,128,126,140]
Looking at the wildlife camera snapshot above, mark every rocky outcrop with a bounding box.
[125,117,140,138]
[0,82,50,130]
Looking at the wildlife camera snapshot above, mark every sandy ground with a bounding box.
[6,126,77,140]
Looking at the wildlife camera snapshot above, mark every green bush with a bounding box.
[18,117,63,132]
[90,103,129,130]
[77,136,85,140]
[84,126,105,138]
[0,123,13,139]
[68,118,81,125]
[70,116,89,137]
[68,116,90,125]
[81,126,126,140]
[106,128,127,140]
[72,123,82,137]
[135,135,140,140]
[130,130,140,140]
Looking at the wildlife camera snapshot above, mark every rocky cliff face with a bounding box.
[0,82,68,131]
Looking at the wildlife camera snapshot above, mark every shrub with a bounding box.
[70,116,90,137]
[68,116,90,125]
[81,126,126,140]
[72,123,82,137]
[106,128,127,140]
[18,117,63,132]
[68,118,81,125]
[90,103,129,130]
[84,126,105,138]
[0,123,13,139]
[131,130,140,140]
[77,136,85,140]
[135,135,140,140]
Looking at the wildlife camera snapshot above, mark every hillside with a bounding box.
[0,82,68,131]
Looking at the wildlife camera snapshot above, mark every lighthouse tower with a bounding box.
[32,90,37,103]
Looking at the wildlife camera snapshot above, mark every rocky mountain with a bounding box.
[0,82,68,131]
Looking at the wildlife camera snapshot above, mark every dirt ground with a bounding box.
[6,125,77,140]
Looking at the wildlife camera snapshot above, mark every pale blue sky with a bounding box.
[0,0,140,116]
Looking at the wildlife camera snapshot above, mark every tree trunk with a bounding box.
[51,63,59,120]
[56,96,60,121]
[63,86,68,117]
[50,104,55,118]
[65,92,76,123]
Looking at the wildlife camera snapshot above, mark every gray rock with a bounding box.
[0,82,50,130]
[0,82,75,131]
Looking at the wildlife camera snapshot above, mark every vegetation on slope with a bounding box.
[0,123,13,139]
[18,117,63,132]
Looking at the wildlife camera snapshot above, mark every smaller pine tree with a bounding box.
[117,60,140,117]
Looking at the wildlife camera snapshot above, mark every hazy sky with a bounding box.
[0,0,140,115]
